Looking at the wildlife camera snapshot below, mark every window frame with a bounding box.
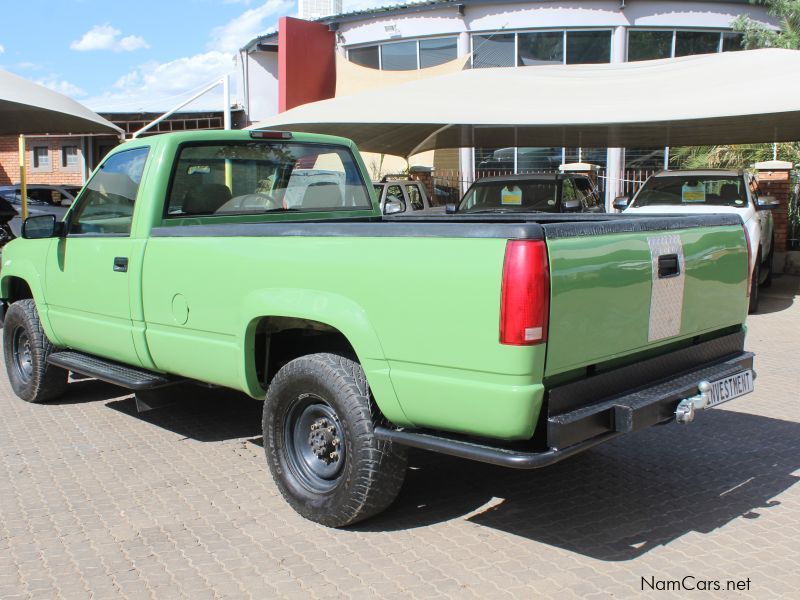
[31,146,50,171]
[61,145,80,170]
[627,28,741,61]
[162,140,375,221]
[347,35,459,71]
[67,146,150,238]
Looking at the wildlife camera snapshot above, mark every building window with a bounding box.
[628,30,673,62]
[566,31,611,64]
[517,147,564,171]
[675,31,721,57]
[349,45,380,69]
[565,148,607,168]
[32,147,50,169]
[62,145,79,168]
[472,33,515,68]
[722,32,745,52]
[419,37,458,68]
[381,40,418,70]
[518,31,563,66]
[475,147,513,175]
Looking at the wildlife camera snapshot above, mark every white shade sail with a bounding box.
[253,49,800,157]
[1,69,122,136]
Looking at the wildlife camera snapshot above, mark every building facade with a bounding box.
[299,0,344,20]
[238,0,780,204]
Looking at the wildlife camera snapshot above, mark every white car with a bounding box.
[616,170,778,313]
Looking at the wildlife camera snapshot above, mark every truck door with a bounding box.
[44,147,149,366]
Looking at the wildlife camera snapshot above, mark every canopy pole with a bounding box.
[18,135,28,221]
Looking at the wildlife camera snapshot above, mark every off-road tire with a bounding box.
[263,353,407,527]
[748,252,760,313]
[3,299,68,403]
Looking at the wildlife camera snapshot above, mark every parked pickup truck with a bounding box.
[0,131,755,527]
[372,178,431,215]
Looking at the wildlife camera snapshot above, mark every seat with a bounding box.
[719,183,740,203]
[301,182,342,209]
[182,184,232,215]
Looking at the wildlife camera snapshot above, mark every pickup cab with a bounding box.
[0,131,755,527]
[372,178,430,215]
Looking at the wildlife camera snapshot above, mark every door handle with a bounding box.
[113,257,128,273]
[657,254,680,278]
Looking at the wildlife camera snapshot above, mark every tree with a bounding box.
[670,1,800,170]
[732,0,800,49]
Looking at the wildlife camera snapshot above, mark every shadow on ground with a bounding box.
[357,410,800,562]
[95,379,799,562]
[753,274,799,315]
[106,385,263,443]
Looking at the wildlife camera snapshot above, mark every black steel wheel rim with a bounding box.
[12,326,33,383]
[284,393,346,493]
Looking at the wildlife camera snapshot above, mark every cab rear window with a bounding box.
[165,142,372,217]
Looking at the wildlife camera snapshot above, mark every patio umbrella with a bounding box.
[0,69,123,218]
[251,48,800,156]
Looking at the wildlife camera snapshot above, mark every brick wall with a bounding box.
[0,136,84,186]
[755,166,791,253]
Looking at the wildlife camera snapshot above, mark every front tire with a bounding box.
[263,353,407,527]
[2,299,68,403]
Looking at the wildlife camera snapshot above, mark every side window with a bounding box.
[574,178,598,208]
[69,147,149,235]
[562,179,578,202]
[385,185,406,212]
[406,185,424,210]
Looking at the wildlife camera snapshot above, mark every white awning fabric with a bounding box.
[1,69,123,136]
[252,49,800,157]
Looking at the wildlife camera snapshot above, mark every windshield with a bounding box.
[633,175,748,208]
[458,180,560,213]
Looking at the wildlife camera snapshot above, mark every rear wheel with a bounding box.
[2,299,68,403]
[263,353,407,527]
[748,252,761,313]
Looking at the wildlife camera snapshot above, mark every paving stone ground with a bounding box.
[1,277,799,599]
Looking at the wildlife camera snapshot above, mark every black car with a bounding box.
[0,185,75,237]
[456,173,603,214]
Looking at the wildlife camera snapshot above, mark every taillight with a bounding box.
[500,240,550,345]
[742,224,752,297]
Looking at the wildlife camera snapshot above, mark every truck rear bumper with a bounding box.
[376,332,754,469]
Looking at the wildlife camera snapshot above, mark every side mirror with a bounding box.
[384,200,405,215]
[756,195,780,210]
[22,214,62,239]
[613,195,630,211]
[562,199,581,212]
[445,203,458,214]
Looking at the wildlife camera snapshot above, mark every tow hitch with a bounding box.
[675,381,712,424]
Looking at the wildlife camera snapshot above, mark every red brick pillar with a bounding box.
[754,160,793,253]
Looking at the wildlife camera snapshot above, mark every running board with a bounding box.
[373,426,621,469]
[47,351,184,391]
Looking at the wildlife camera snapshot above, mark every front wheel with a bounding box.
[263,353,407,527]
[2,299,68,403]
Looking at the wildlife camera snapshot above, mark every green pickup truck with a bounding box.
[0,131,755,527]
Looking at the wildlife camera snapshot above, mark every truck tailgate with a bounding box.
[542,215,748,377]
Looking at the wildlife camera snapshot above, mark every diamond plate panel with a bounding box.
[648,235,686,342]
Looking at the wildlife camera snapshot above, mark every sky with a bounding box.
[0,0,401,112]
